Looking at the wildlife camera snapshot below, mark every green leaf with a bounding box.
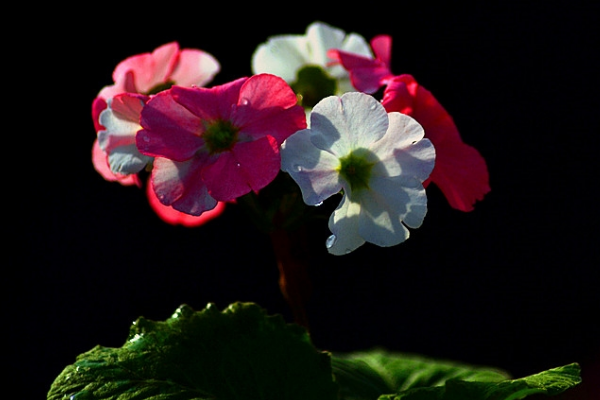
[47,302,339,400]
[331,349,510,400]
[377,361,581,400]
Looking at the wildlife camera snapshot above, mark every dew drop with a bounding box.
[240,97,250,106]
[325,234,336,249]
[128,333,143,343]
[314,201,323,207]
[236,162,241,168]
[294,164,303,172]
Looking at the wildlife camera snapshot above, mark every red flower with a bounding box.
[331,34,490,211]
[382,74,490,211]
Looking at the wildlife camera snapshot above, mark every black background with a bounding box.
[15,4,599,399]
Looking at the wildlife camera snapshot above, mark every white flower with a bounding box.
[251,21,372,96]
[281,92,436,255]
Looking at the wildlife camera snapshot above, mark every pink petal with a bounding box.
[233,74,307,143]
[151,157,217,216]
[327,48,392,93]
[169,49,220,87]
[92,97,107,132]
[370,35,392,68]
[146,181,226,227]
[138,90,205,161]
[202,136,280,201]
[110,93,148,122]
[171,78,247,120]
[112,42,179,94]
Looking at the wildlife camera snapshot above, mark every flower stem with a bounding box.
[269,225,312,331]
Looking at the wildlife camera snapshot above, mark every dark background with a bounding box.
[15,4,599,399]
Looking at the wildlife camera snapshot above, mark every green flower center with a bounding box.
[291,65,337,109]
[146,80,175,95]
[203,120,239,154]
[337,149,376,193]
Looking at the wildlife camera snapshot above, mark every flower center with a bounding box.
[291,65,337,109]
[337,149,376,193]
[146,80,175,95]
[203,119,239,154]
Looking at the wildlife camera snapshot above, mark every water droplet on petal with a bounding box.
[236,162,241,167]
[326,234,336,249]
[314,201,323,207]
[240,97,250,106]
[294,164,303,172]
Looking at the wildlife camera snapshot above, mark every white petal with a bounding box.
[327,195,365,255]
[107,145,151,175]
[306,22,347,66]
[251,36,308,82]
[98,103,151,175]
[370,112,435,180]
[309,92,388,156]
[281,129,342,205]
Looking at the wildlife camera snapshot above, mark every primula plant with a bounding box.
[50,21,582,400]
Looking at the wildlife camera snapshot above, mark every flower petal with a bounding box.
[309,92,388,156]
[98,94,152,175]
[146,182,226,227]
[370,112,435,181]
[251,36,308,82]
[426,140,491,212]
[382,74,490,211]
[169,49,220,88]
[281,129,342,205]
[171,78,246,121]
[202,136,281,201]
[91,140,140,186]
[327,195,365,255]
[233,74,307,144]
[138,90,205,161]
[151,157,217,216]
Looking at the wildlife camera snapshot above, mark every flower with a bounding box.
[251,21,373,108]
[96,41,220,101]
[137,73,307,216]
[381,75,490,212]
[91,42,224,225]
[281,92,435,255]
[92,41,220,183]
[331,35,490,211]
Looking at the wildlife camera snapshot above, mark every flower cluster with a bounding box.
[92,21,490,255]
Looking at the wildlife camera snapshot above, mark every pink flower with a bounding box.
[97,41,220,100]
[92,41,220,182]
[90,42,224,225]
[137,73,307,216]
[327,34,394,93]
[381,74,490,212]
